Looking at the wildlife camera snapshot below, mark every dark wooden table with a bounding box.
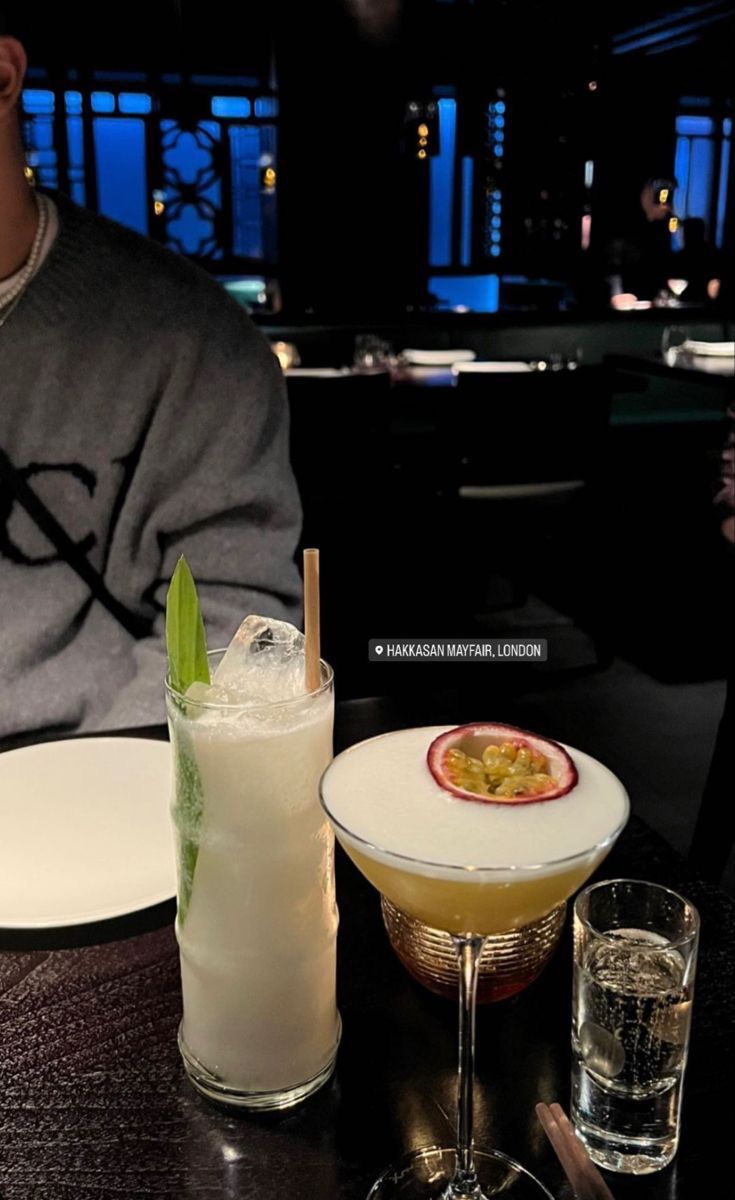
[0,701,731,1199]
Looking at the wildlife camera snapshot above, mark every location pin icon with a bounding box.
[375,645,384,656]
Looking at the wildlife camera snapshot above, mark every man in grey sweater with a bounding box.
[0,32,302,740]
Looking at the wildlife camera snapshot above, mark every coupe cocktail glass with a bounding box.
[320,726,629,1199]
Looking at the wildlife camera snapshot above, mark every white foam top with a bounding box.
[321,726,629,877]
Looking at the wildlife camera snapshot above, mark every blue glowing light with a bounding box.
[675,115,715,136]
[427,274,499,312]
[212,96,251,118]
[91,92,115,113]
[429,98,457,268]
[255,97,278,118]
[94,116,147,232]
[22,89,54,114]
[119,93,152,115]
[460,156,474,267]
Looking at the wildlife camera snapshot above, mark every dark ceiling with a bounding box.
[8,0,734,87]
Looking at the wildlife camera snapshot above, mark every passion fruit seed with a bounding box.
[445,741,559,799]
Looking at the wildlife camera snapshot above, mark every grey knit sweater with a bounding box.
[0,195,302,740]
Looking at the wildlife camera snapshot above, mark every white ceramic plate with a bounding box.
[0,737,176,928]
[683,339,735,357]
[453,361,533,374]
[285,367,351,378]
[402,349,477,366]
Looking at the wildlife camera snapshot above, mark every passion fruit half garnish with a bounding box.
[427,722,578,805]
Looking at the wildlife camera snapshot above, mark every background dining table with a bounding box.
[0,696,731,1199]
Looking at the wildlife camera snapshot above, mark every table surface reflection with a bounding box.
[0,703,732,1199]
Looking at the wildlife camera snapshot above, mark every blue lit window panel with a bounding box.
[494,144,504,157]
[66,115,86,205]
[162,120,222,258]
[675,115,714,136]
[65,90,83,115]
[94,117,147,233]
[211,96,251,118]
[22,89,55,114]
[715,131,730,247]
[494,116,505,129]
[460,156,474,267]
[428,274,499,312]
[23,114,58,188]
[119,92,152,115]
[495,101,506,114]
[229,125,264,258]
[429,98,456,267]
[674,136,691,209]
[255,97,278,118]
[91,92,115,113]
[686,137,715,225]
[724,118,732,137]
[485,179,502,257]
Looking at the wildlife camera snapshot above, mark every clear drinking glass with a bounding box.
[661,326,690,366]
[572,879,699,1174]
[353,334,394,372]
[165,651,340,1110]
[320,730,629,1199]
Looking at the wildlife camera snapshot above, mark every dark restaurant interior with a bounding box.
[1,2,734,1197]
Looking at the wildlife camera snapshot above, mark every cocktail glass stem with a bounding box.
[445,935,487,1200]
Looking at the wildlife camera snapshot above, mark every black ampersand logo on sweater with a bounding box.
[0,461,97,565]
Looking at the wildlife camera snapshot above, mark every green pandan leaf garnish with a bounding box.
[166,556,210,695]
[169,728,204,926]
[166,556,209,925]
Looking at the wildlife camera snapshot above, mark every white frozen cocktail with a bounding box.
[166,601,339,1110]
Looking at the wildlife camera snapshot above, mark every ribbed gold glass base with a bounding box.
[381,897,566,1002]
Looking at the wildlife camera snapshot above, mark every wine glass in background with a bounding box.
[666,278,689,302]
[353,334,394,373]
[661,326,690,366]
[548,339,583,371]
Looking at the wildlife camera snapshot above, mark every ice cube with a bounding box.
[213,615,306,703]
[579,1020,625,1078]
[185,681,236,706]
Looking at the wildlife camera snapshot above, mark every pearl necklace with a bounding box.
[0,191,51,330]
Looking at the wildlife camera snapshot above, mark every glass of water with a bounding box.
[661,326,690,366]
[572,879,699,1175]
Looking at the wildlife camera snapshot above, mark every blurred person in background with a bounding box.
[605,177,677,309]
[0,23,301,741]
